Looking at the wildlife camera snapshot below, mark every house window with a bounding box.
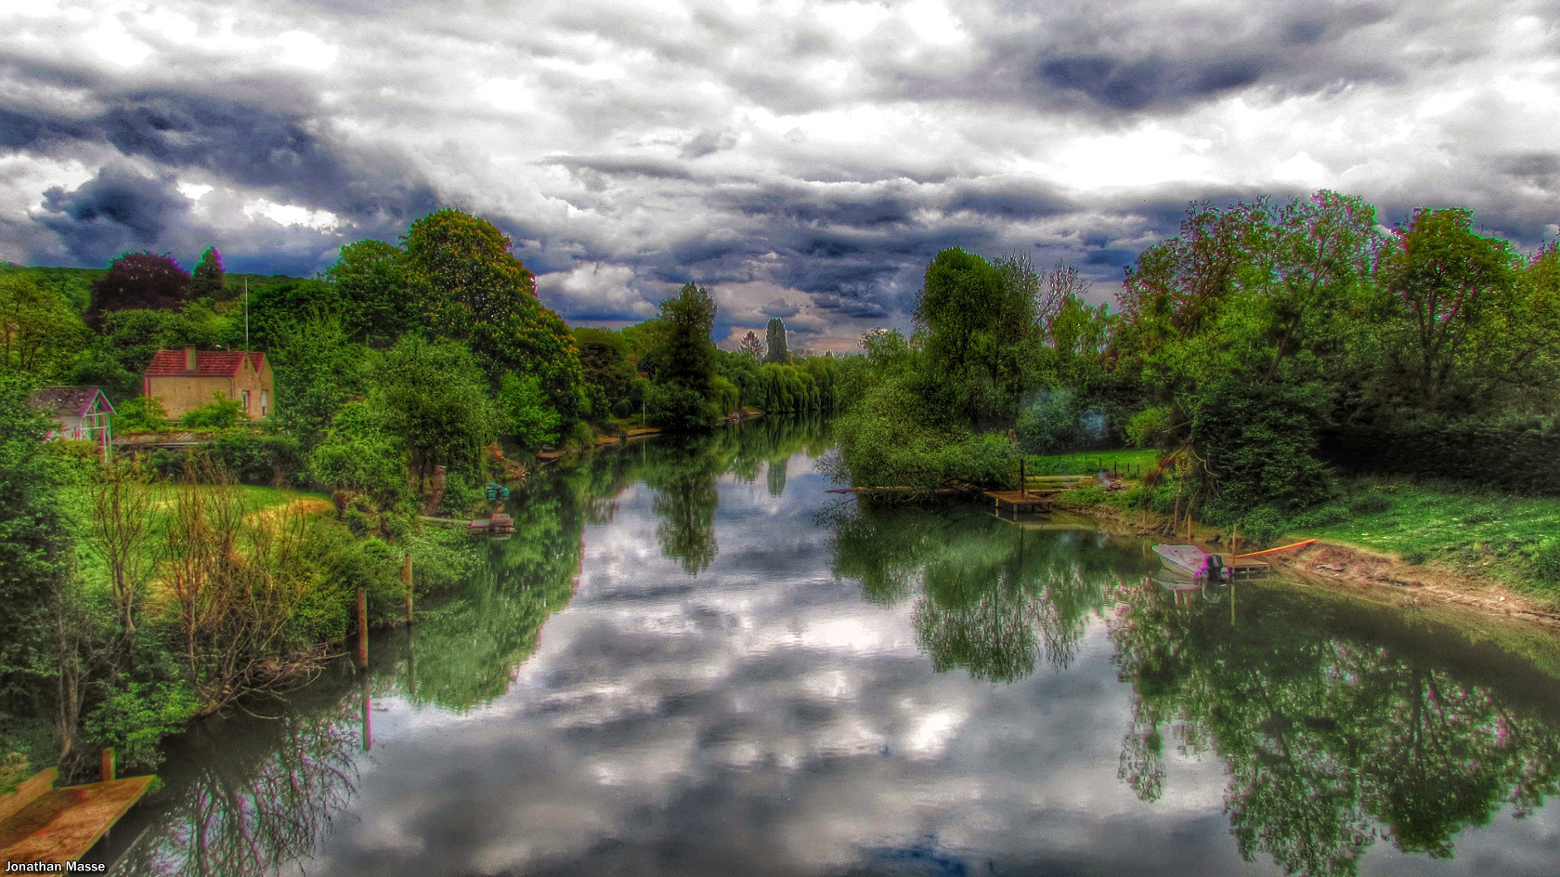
[260,390,269,416]
[242,390,251,413]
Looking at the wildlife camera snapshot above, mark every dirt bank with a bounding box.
[1056,497,1560,630]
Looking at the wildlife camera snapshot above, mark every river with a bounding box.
[93,418,1560,876]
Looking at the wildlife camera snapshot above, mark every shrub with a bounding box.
[208,433,302,486]
[115,396,169,433]
[1127,406,1173,449]
[180,392,246,430]
[646,381,718,432]
[1193,377,1333,514]
[612,398,634,420]
[1236,507,1289,546]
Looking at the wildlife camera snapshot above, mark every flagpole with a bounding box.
[244,278,249,351]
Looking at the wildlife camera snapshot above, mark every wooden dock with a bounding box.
[0,767,154,866]
[985,490,1053,514]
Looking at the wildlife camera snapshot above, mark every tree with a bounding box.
[0,374,73,763]
[1377,208,1522,412]
[738,330,765,361]
[187,247,226,300]
[498,371,561,448]
[88,252,190,325]
[0,274,85,379]
[402,210,585,420]
[572,327,636,405]
[650,282,718,394]
[915,247,1036,425]
[325,239,414,346]
[87,459,154,634]
[763,318,788,364]
[370,336,498,487]
[271,315,364,452]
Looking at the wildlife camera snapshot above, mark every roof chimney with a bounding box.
[184,347,197,371]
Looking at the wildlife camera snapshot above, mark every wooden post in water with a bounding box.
[1019,458,1026,497]
[361,672,372,752]
[402,552,414,624]
[100,748,115,782]
[356,586,368,669]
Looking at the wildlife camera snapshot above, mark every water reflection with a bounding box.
[109,668,361,876]
[95,419,1560,876]
[1109,578,1560,876]
[829,503,1154,680]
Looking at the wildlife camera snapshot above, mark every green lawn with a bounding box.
[1023,448,1161,477]
[1288,478,1560,597]
[71,484,330,595]
[1031,447,1560,601]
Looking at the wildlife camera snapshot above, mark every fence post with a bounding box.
[402,552,414,624]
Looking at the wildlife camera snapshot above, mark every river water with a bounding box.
[96,419,1560,876]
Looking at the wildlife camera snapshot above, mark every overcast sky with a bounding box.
[2,1,1557,350]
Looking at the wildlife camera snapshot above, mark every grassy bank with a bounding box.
[1023,448,1159,477]
[1038,451,1560,605]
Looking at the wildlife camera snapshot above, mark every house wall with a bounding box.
[147,375,233,418]
[233,356,274,419]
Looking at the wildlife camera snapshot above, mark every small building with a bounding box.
[143,347,274,420]
[31,386,115,452]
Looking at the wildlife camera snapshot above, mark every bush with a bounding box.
[180,392,246,430]
[646,381,718,432]
[1236,507,1289,546]
[208,433,302,486]
[612,398,634,420]
[1127,406,1173,449]
[115,396,169,433]
[1193,377,1333,514]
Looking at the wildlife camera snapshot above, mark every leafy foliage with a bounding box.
[89,252,190,324]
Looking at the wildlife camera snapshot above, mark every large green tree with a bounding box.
[1376,208,1524,413]
[916,247,1036,425]
[401,209,585,422]
[370,335,498,487]
[324,239,415,347]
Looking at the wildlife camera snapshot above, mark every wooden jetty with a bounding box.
[985,490,1053,514]
[0,766,154,866]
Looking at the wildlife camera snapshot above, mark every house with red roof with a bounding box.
[142,347,273,420]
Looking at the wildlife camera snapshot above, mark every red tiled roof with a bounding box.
[144,350,266,378]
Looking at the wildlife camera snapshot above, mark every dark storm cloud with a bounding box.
[1,0,1555,344]
[761,298,799,319]
[1035,54,1272,112]
[36,165,191,265]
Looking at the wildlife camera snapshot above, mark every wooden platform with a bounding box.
[985,491,1053,513]
[0,769,154,866]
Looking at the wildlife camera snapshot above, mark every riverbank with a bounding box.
[1050,481,1560,630]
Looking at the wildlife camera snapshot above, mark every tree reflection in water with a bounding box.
[1108,578,1560,877]
[111,669,361,877]
[828,502,1151,681]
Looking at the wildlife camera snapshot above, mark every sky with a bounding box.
[1,0,1558,351]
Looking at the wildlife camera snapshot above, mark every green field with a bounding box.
[1023,448,1160,477]
[1288,478,1560,598]
[1031,447,1560,601]
[71,483,330,596]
